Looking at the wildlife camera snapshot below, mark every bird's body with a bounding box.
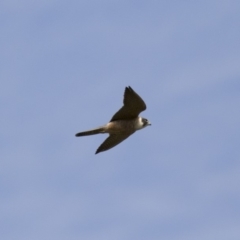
[75,86,151,154]
[106,118,144,134]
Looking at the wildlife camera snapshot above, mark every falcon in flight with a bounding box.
[75,86,151,154]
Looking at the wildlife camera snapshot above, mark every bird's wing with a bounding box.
[110,86,146,121]
[95,133,134,154]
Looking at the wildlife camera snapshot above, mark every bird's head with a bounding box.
[141,117,151,128]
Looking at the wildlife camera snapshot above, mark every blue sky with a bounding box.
[1,1,240,239]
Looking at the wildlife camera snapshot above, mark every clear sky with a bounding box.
[1,1,240,239]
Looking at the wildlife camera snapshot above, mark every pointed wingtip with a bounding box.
[95,148,100,154]
[125,86,133,92]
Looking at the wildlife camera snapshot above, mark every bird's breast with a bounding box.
[106,119,140,134]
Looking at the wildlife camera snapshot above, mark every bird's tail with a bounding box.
[75,126,106,137]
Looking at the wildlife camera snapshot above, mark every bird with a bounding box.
[75,86,151,154]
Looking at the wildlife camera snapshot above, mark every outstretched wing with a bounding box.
[95,133,134,154]
[110,86,146,121]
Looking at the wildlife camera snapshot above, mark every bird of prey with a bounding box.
[75,86,151,154]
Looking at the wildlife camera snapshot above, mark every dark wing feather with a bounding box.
[95,133,133,154]
[110,86,146,121]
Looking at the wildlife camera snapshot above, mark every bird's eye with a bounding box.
[142,118,147,124]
